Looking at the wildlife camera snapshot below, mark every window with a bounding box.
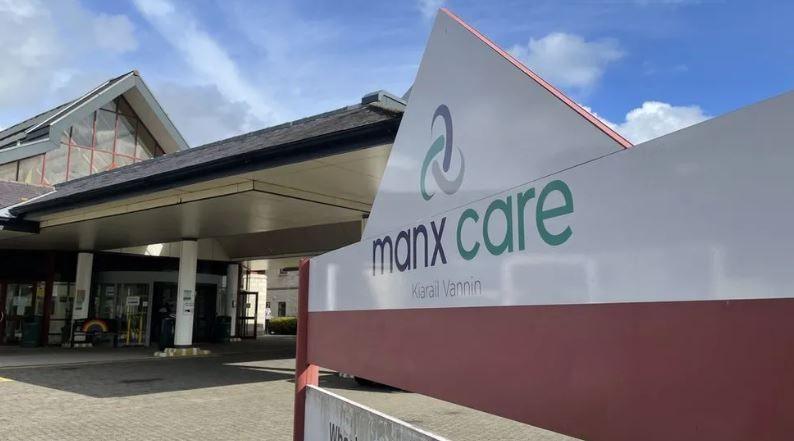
[3,96,165,186]
[18,155,43,184]
[92,150,113,174]
[277,302,287,317]
[43,143,68,185]
[70,112,95,148]
[101,99,117,112]
[94,284,118,320]
[117,284,149,346]
[94,109,116,152]
[68,146,92,180]
[136,125,156,160]
[48,282,74,345]
[0,161,17,181]
[115,113,137,157]
[115,155,134,168]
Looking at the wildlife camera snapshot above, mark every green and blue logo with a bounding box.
[420,104,465,201]
[372,104,576,276]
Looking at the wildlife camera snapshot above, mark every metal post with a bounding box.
[293,258,317,441]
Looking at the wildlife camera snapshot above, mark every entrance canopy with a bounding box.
[0,92,404,259]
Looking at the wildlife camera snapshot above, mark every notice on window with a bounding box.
[126,296,140,307]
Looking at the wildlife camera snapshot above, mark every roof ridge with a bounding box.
[0,101,74,143]
[31,71,136,133]
[188,103,366,152]
[50,102,394,191]
[0,70,137,149]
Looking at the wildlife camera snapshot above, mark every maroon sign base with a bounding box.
[303,293,794,441]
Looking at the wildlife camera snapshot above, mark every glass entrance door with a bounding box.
[236,291,258,339]
[151,283,177,345]
[3,283,36,344]
[193,284,217,343]
[48,282,74,345]
[118,284,149,346]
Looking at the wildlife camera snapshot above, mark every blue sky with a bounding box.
[1,0,792,146]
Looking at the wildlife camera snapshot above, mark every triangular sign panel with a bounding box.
[364,9,629,239]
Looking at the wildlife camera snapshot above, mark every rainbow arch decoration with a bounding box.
[82,319,109,333]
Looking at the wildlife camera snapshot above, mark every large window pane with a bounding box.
[117,97,134,116]
[118,284,149,346]
[0,161,17,181]
[101,99,117,112]
[48,282,73,345]
[115,113,136,157]
[43,144,69,185]
[70,112,95,148]
[68,146,91,180]
[18,155,43,184]
[94,109,116,152]
[94,284,117,320]
[92,150,113,174]
[136,124,155,160]
[114,155,133,169]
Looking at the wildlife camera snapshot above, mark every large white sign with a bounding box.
[305,386,447,441]
[310,10,794,312]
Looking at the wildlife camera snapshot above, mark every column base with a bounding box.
[154,347,211,357]
[63,342,93,348]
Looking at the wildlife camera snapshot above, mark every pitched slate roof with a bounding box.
[10,99,403,216]
[0,181,53,210]
[0,102,73,150]
[0,72,133,151]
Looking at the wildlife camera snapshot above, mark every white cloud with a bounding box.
[0,1,64,108]
[417,0,446,20]
[0,0,137,119]
[613,101,710,143]
[224,1,415,122]
[134,0,173,16]
[153,82,264,146]
[585,101,711,144]
[509,33,623,92]
[93,14,138,53]
[133,0,281,134]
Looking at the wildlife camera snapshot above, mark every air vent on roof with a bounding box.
[361,90,406,112]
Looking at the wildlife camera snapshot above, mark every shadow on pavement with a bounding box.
[318,372,402,394]
[0,338,299,398]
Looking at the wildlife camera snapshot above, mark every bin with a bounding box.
[159,317,175,351]
[212,315,231,343]
[21,317,42,347]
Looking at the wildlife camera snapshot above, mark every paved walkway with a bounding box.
[0,338,575,440]
[0,339,273,368]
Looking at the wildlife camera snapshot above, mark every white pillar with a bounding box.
[72,252,93,321]
[227,264,239,337]
[174,239,198,347]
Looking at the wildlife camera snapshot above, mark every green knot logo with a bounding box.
[420,104,465,201]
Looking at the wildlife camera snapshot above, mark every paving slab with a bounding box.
[0,338,574,440]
